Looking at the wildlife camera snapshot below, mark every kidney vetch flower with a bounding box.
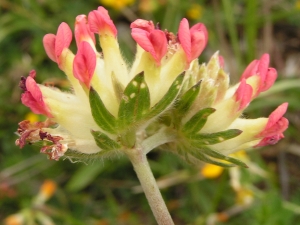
[15,6,288,225]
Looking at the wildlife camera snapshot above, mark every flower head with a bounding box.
[16,7,288,167]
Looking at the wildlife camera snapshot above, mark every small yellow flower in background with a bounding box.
[186,4,203,20]
[295,0,300,10]
[34,179,57,206]
[100,0,135,10]
[40,179,57,200]
[235,188,253,206]
[4,214,24,225]
[200,150,248,179]
[24,112,39,123]
[139,0,159,13]
[201,163,224,179]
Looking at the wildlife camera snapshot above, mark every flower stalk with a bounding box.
[125,147,174,225]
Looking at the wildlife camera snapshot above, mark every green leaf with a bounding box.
[182,108,216,135]
[176,142,246,167]
[176,80,201,116]
[191,129,242,145]
[148,73,184,118]
[64,149,110,160]
[91,130,121,151]
[89,87,117,133]
[189,150,235,168]
[66,163,104,192]
[200,147,248,168]
[118,72,150,128]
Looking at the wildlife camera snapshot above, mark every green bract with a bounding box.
[89,87,117,134]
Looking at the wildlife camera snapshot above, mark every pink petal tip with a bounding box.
[75,14,96,47]
[88,6,117,37]
[73,41,96,88]
[256,103,289,147]
[178,18,208,66]
[235,79,253,110]
[20,71,52,117]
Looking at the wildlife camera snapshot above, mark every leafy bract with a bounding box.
[182,108,215,135]
[147,73,184,119]
[176,81,201,116]
[89,87,117,133]
[118,72,150,128]
[91,130,121,151]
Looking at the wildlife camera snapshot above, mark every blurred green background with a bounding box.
[1,0,300,224]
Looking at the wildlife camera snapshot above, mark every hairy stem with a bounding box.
[141,127,177,155]
[125,148,174,225]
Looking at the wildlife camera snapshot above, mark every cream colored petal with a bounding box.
[201,98,239,133]
[59,49,88,104]
[99,35,129,87]
[39,86,99,139]
[43,126,101,154]
[210,118,267,154]
[91,57,119,116]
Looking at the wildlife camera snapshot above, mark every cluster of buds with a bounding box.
[16,6,288,166]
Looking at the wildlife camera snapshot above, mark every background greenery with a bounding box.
[1,0,300,224]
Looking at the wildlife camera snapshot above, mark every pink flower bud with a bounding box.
[240,54,277,96]
[75,15,96,47]
[131,26,167,66]
[240,59,259,80]
[260,68,277,92]
[73,41,96,88]
[256,103,289,147]
[20,71,52,117]
[178,18,208,66]
[43,34,56,62]
[43,22,72,67]
[234,78,253,111]
[257,54,270,81]
[130,19,155,32]
[88,6,117,37]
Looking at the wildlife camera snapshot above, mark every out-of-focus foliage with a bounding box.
[1,0,300,224]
